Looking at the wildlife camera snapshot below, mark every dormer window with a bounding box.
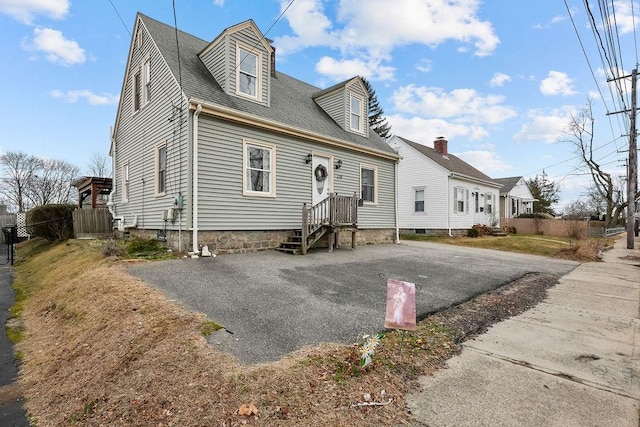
[350,94,364,133]
[237,45,260,99]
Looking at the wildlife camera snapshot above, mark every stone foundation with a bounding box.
[400,228,468,237]
[123,228,396,254]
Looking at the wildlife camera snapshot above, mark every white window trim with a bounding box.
[235,42,262,101]
[242,139,276,197]
[349,93,365,134]
[413,186,426,214]
[143,57,151,105]
[360,163,378,205]
[485,192,494,215]
[454,186,469,214]
[155,141,167,197]
[122,162,129,203]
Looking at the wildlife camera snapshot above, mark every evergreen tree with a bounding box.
[527,171,560,216]
[361,77,392,139]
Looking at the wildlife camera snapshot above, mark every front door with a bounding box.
[311,154,331,206]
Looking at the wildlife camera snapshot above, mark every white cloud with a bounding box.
[315,56,395,81]
[391,84,517,125]
[275,0,500,81]
[489,72,511,87]
[0,0,69,24]
[455,150,512,173]
[514,107,576,143]
[540,71,577,96]
[212,0,225,6]
[52,89,119,105]
[26,27,85,66]
[416,59,432,73]
[610,1,638,34]
[387,114,489,142]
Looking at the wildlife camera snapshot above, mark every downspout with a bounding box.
[192,103,203,254]
[394,160,399,243]
[447,173,453,236]
[107,126,124,229]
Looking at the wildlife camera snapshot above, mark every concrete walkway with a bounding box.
[407,236,640,427]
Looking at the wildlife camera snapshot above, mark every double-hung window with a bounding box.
[156,142,167,195]
[243,140,275,197]
[360,165,377,204]
[350,94,364,133]
[414,188,425,212]
[237,47,259,98]
[133,71,141,112]
[485,193,494,214]
[143,58,151,104]
[454,187,468,213]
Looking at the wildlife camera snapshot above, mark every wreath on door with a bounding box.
[314,164,328,182]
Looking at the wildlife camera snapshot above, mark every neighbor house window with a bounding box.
[512,198,518,216]
[243,140,275,196]
[454,187,468,213]
[485,193,494,214]
[122,162,129,203]
[360,165,377,204]
[414,188,425,212]
[350,94,364,133]
[474,192,480,213]
[156,142,166,195]
[237,46,260,99]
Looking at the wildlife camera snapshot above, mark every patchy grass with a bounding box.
[401,233,615,261]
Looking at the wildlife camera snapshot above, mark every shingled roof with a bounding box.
[396,136,500,187]
[493,176,523,194]
[138,13,396,157]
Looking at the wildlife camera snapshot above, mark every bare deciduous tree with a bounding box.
[0,151,80,212]
[87,152,111,177]
[0,151,41,212]
[562,100,629,227]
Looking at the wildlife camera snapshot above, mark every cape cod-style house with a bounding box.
[387,135,502,235]
[494,176,536,222]
[108,13,399,254]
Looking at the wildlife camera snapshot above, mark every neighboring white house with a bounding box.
[388,136,503,236]
[494,176,536,222]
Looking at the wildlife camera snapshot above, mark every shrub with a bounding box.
[467,228,480,238]
[27,204,75,241]
[471,224,492,236]
[507,226,517,234]
[101,239,126,257]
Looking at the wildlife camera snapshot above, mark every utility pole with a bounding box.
[627,67,637,249]
[608,67,637,249]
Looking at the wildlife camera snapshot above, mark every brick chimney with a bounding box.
[434,136,448,156]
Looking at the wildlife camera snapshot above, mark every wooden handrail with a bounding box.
[301,193,358,254]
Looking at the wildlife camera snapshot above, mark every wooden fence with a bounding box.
[503,218,607,239]
[73,209,113,238]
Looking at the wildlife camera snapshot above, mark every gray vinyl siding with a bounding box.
[112,19,189,232]
[200,39,228,93]
[195,116,396,230]
[314,90,345,129]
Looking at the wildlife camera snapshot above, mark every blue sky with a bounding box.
[0,0,637,209]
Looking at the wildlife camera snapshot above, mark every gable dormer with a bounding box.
[313,77,369,137]
[198,20,272,107]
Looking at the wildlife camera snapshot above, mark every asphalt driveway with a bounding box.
[126,241,579,365]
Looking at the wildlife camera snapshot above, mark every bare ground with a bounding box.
[13,242,566,426]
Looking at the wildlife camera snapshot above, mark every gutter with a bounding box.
[192,103,203,254]
[107,126,124,229]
